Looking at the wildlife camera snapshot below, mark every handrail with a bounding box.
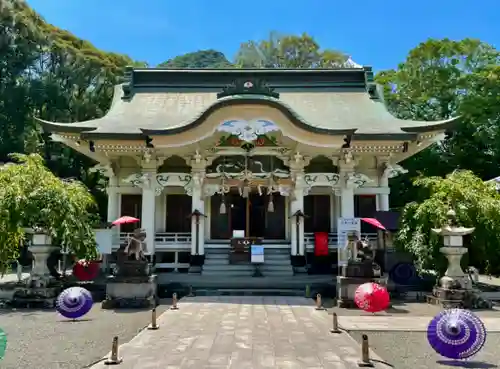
[113,232,192,245]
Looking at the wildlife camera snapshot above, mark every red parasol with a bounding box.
[354,282,390,313]
[72,259,100,281]
[111,216,140,226]
[361,218,386,230]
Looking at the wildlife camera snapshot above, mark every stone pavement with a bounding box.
[89,296,391,369]
[333,315,500,332]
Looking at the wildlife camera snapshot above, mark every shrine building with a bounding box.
[38,65,457,277]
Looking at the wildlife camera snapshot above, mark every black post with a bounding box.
[187,209,206,266]
[289,210,306,260]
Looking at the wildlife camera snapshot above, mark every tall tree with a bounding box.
[235,32,347,68]
[159,50,233,68]
[0,0,146,220]
[376,38,500,208]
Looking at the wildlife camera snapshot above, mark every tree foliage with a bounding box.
[235,32,347,68]
[396,171,500,274]
[0,0,147,219]
[0,154,98,273]
[376,39,500,209]
[159,50,233,68]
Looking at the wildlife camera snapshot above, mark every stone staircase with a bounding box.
[202,247,294,277]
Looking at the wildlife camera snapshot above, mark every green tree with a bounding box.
[396,171,500,275]
[235,32,347,68]
[1,1,147,220]
[0,154,99,274]
[376,38,500,208]
[159,50,233,68]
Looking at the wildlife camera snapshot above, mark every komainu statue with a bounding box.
[114,228,150,277]
[124,228,148,260]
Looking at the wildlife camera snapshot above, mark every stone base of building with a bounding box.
[102,275,158,309]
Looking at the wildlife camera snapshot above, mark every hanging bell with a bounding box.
[219,201,226,214]
[267,198,274,213]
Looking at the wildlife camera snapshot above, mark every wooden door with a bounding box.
[165,194,191,233]
[304,195,331,233]
[264,194,286,239]
[120,194,142,232]
[210,195,230,239]
[355,195,377,232]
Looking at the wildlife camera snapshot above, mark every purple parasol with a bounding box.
[56,287,93,319]
[427,309,486,359]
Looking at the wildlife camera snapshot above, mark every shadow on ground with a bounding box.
[437,360,497,368]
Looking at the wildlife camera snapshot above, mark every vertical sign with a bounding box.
[337,218,361,248]
[337,218,361,267]
[95,229,113,254]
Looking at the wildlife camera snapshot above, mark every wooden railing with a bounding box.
[113,232,191,249]
[304,232,378,250]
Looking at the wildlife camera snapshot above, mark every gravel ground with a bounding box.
[350,331,500,369]
[0,299,171,369]
[324,299,500,317]
[324,300,500,368]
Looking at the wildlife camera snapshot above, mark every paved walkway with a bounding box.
[333,315,500,332]
[90,296,390,369]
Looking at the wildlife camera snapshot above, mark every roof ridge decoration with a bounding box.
[122,66,134,99]
[217,79,280,99]
[364,66,380,100]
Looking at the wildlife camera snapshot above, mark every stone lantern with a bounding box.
[431,209,474,290]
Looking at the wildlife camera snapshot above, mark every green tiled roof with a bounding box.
[36,68,458,141]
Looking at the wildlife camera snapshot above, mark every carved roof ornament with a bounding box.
[383,162,408,179]
[217,79,280,99]
[341,150,356,166]
[90,162,115,178]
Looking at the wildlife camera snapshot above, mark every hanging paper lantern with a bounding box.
[427,309,486,359]
[354,282,390,313]
[0,328,6,360]
[56,287,93,319]
[72,259,100,281]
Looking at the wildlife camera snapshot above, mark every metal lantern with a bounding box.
[427,309,486,359]
[56,287,93,319]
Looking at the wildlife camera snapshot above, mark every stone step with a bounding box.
[204,261,291,267]
[203,264,255,272]
[260,265,294,271]
[201,270,253,278]
[261,271,294,277]
[195,289,304,296]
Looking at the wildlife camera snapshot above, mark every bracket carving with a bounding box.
[90,162,116,178]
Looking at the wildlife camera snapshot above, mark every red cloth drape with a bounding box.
[314,232,329,256]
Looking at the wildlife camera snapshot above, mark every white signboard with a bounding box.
[337,218,361,249]
[251,245,264,263]
[337,218,361,267]
[95,229,113,254]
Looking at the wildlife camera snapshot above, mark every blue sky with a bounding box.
[27,0,499,71]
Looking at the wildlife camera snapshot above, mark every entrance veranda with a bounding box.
[210,190,287,240]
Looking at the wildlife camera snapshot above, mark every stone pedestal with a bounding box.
[28,244,59,282]
[102,275,158,309]
[337,261,376,308]
[11,234,61,308]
